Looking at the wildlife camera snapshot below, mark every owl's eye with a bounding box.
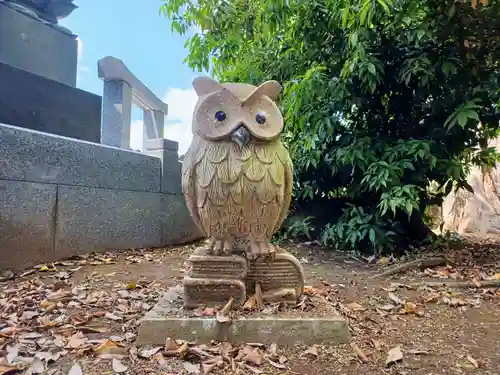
[255,113,267,125]
[214,111,227,122]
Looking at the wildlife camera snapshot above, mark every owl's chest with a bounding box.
[194,141,286,209]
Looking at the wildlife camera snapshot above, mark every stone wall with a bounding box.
[0,61,102,143]
[0,123,204,271]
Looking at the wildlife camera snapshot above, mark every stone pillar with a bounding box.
[101,80,132,149]
[144,138,181,194]
[142,109,165,151]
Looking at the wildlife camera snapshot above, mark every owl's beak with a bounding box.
[230,125,251,147]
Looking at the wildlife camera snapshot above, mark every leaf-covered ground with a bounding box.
[1,237,500,374]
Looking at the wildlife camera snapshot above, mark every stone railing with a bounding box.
[97,56,168,151]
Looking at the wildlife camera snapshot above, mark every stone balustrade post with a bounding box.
[144,138,181,195]
[98,56,168,151]
[101,79,132,149]
[142,109,165,151]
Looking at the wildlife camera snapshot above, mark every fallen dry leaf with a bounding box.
[266,342,278,359]
[266,357,287,369]
[220,297,234,315]
[370,339,383,350]
[241,346,263,365]
[176,341,189,357]
[245,363,264,374]
[203,307,216,316]
[303,285,316,296]
[386,345,403,365]
[388,293,403,305]
[26,358,45,374]
[66,332,88,349]
[243,295,257,310]
[255,282,263,308]
[68,363,83,375]
[183,361,201,374]
[138,346,162,359]
[0,365,19,375]
[467,354,479,368]
[164,337,178,351]
[94,339,119,353]
[345,302,366,311]
[350,343,369,362]
[202,362,217,375]
[112,358,128,373]
[304,344,319,357]
[6,344,19,364]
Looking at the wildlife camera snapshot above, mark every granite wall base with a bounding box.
[0,181,203,271]
[0,123,204,271]
[0,180,56,270]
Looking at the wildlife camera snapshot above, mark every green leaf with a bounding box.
[458,112,468,127]
[342,7,350,27]
[369,228,376,246]
[465,110,480,121]
[359,1,371,25]
[368,63,376,74]
[376,0,391,14]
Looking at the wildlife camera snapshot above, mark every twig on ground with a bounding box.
[369,257,447,279]
[411,279,500,289]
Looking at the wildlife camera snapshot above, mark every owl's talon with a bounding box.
[248,241,276,262]
[205,238,232,256]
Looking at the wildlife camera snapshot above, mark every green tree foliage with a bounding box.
[162,0,500,253]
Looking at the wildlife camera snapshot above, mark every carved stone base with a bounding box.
[247,249,305,303]
[138,288,351,346]
[183,277,246,308]
[183,247,305,308]
[187,250,248,279]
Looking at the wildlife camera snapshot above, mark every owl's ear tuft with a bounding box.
[257,80,282,101]
[192,76,224,96]
[244,80,282,105]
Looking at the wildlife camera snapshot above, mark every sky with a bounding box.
[60,0,201,154]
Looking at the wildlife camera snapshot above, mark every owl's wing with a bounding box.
[250,142,293,235]
[181,137,206,235]
[272,143,293,233]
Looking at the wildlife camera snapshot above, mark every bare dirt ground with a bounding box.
[1,237,500,375]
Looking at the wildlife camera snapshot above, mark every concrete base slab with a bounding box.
[137,286,350,347]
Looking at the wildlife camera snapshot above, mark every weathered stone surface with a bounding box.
[158,194,204,245]
[0,123,161,192]
[143,109,165,149]
[246,249,304,299]
[54,186,203,260]
[0,180,56,270]
[442,137,500,235]
[182,77,293,260]
[3,0,78,24]
[0,3,77,86]
[183,277,246,308]
[54,185,162,259]
[145,139,182,194]
[137,291,350,346]
[101,80,133,149]
[183,247,304,306]
[187,249,247,279]
[0,62,101,143]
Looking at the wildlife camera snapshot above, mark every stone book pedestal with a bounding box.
[183,247,305,308]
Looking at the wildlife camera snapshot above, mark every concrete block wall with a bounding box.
[0,123,203,271]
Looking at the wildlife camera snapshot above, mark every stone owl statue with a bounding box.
[182,77,293,259]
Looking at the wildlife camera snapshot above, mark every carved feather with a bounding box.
[189,138,293,240]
